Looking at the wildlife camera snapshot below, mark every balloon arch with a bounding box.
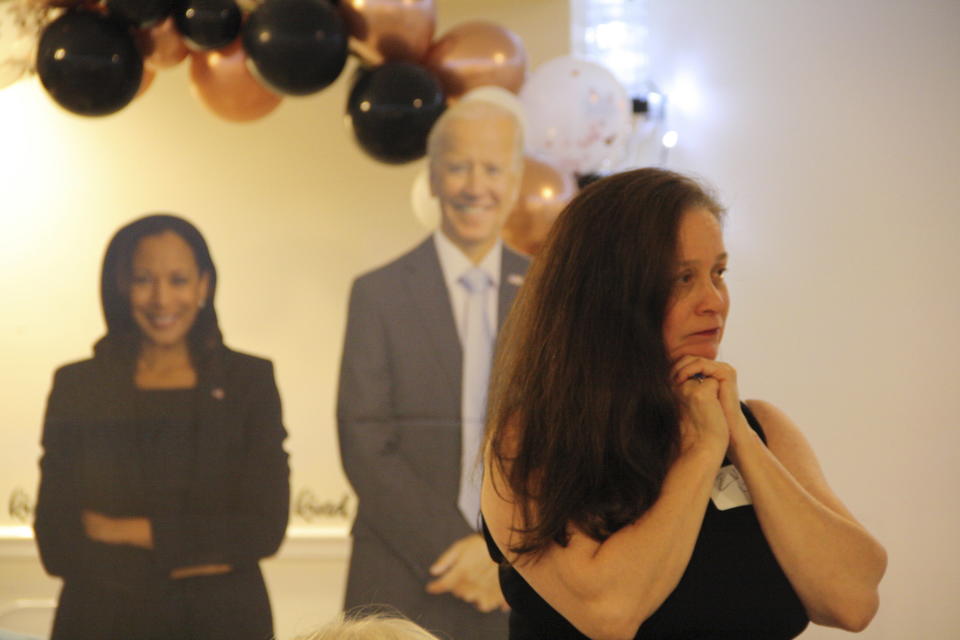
[1,0,637,254]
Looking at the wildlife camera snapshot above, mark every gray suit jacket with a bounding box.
[337,236,528,638]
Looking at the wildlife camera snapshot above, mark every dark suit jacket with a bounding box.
[34,345,289,640]
[337,236,529,639]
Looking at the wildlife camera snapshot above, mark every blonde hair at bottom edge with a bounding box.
[292,612,442,640]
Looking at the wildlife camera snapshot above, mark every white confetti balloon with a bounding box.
[520,55,632,176]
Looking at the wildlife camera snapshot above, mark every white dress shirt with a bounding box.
[433,230,502,345]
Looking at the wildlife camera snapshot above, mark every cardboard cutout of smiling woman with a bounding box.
[34,214,289,640]
[336,100,528,639]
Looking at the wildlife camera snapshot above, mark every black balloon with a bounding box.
[36,11,143,117]
[347,62,445,164]
[107,0,174,28]
[172,0,241,50]
[242,0,347,96]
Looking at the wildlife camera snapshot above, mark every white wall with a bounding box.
[1,0,957,638]
[642,1,959,638]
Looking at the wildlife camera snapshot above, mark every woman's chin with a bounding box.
[671,346,719,361]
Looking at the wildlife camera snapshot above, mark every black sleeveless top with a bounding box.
[482,405,810,639]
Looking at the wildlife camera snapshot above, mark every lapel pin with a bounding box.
[507,273,524,287]
[211,388,225,400]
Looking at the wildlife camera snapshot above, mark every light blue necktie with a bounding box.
[458,266,494,528]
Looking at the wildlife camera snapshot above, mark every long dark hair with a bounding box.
[96,213,222,367]
[486,168,724,557]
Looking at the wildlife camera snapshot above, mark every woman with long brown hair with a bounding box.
[481,168,886,639]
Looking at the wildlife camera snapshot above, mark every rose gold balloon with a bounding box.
[502,156,577,257]
[425,21,526,101]
[134,65,155,100]
[138,17,189,69]
[189,39,282,122]
[340,0,435,65]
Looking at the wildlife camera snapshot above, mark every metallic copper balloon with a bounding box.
[424,20,526,101]
[138,16,189,68]
[502,155,577,257]
[339,0,435,65]
[134,65,156,99]
[189,38,281,122]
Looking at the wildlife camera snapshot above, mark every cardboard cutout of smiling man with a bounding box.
[337,100,528,639]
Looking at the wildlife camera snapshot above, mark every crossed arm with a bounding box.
[35,362,290,581]
[79,512,230,579]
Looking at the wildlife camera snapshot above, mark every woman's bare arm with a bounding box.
[481,379,728,640]
[731,399,887,631]
[671,355,887,631]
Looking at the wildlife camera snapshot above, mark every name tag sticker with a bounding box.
[711,464,752,511]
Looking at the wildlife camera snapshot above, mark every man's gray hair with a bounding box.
[426,99,524,169]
